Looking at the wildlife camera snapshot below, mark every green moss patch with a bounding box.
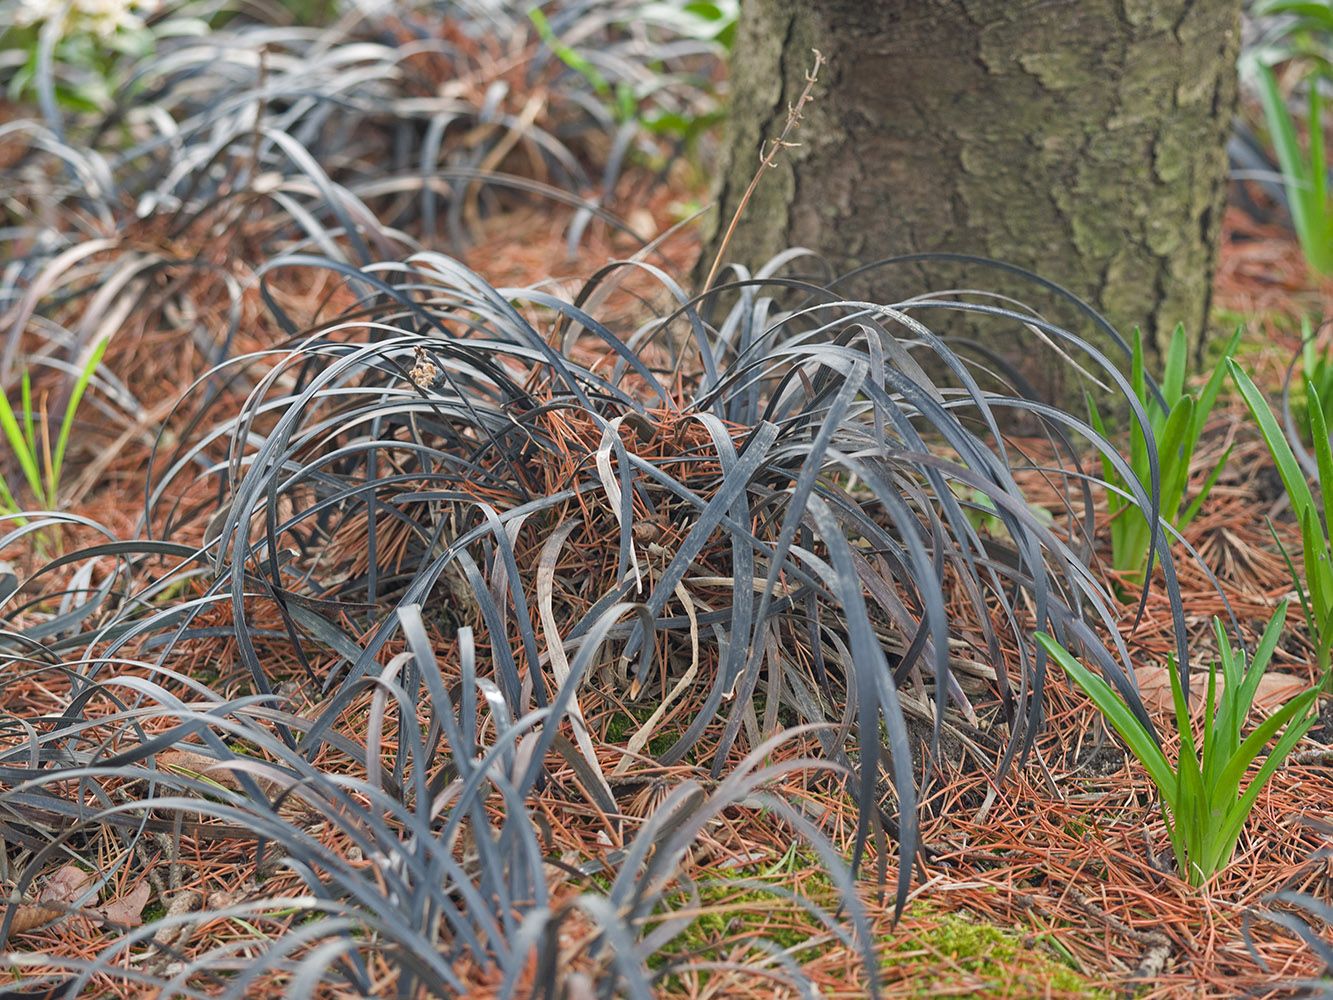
[886,910,1113,999]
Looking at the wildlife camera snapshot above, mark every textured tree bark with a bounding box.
[702,0,1242,403]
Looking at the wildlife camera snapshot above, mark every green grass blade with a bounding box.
[528,7,612,99]
[1303,317,1318,382]
[1215,689,1318,796]
[1163,323,1187,406]
[1168,656,1208,883]
[1309,381,1333,558]
[49,337,108,506]
[1190,327,1243,448]
[1169,652,1194,759]
[20,371,35,458]
[1180,443,1232,528]
[1236,602,1290,719]
[1201,656,1220,788]
[1209,686,1319,875]
[1212,620,1245,771]
[1156,397,1195,523]
[1038,634,1177,808]
[0,472,23,518]
[1308,85,1331,274]
[1300,507,1333,642]
[1129,330,1158,475]
[1229,360,1318,526]
[1252,1,1333,31]
[1087,393,1122,515]
[1257,64,1316,255]
[0,385,44,502]
[1270,517,1318,645]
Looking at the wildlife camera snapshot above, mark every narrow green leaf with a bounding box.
[1215,688,1318,796]
[49,336,108,506]
[20,370,35,458]
[1156,396,1195,523]
[1257,65,1316,257]
[1201,655,1220,788]
[1242,601,1290,704]
[1168,658,1207,883]
[1308,85,1331,274]
[1038,634,1177,809]
[1087,393,1122,516]
[1300,507,1333,643]
[1163,323,1187,406]
[1209,686,1319,875]
[1270,517,1318,645]
[1309,381,1333,559]
[1229,360,1318,526]
[0,473,23,518]
[1303,317,1319,383]
[1252,0,1333,31]
[0,387,43,502]
[1180,442,1232,528]
[1130,329,1153,472]
[1189,327,1243,449]
[1163,804,1189,884]
[1210,619,1245,771]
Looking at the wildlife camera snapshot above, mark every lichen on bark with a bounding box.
[702,0,1242,405]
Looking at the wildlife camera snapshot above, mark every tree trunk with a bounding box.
[702,0,1242,404]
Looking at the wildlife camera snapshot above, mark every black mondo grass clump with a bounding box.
[0,0,725,275]
[0,607,874,998]
[0,0,724,434]
[0,243,1198,995]
[0,0,728,536]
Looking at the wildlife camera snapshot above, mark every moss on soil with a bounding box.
[887,909,1113,998]
[645,850,1111,999]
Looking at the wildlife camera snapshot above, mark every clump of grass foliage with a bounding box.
[0,232,1203,994]
[1087,322,1240,587]
[0,336,107,526]
[1248,0,1333,275]
[1,0,726,391]
[1040,602,1319,886]
[0,0,1290,996]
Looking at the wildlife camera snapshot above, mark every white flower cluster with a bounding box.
[14,0,159,39]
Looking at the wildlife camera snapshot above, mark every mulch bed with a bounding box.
[4,157,1333,998]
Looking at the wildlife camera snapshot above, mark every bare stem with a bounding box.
[701,49,825,294]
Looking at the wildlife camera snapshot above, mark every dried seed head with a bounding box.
[409,345,441,391]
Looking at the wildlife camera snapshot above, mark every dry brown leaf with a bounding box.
[37,865,94,906]
[100,881,151,927]
[207,890,246,909]
[4,902,68,933]
[1134,665,1309,716]
[4,865,96,933]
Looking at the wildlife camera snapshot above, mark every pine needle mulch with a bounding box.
[449,189,1333,997]
[5,177,1333,998]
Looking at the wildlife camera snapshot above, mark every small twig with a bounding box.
[701,48,825,294]
[1016,882,1174,992]
[1065,885,1173,988]
[1291,748,1333,767]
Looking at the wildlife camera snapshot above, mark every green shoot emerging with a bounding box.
[0,338,108,524]
[1088,324,1240,586]
[1038,602,1318,886]
[1230,358,1333,679]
